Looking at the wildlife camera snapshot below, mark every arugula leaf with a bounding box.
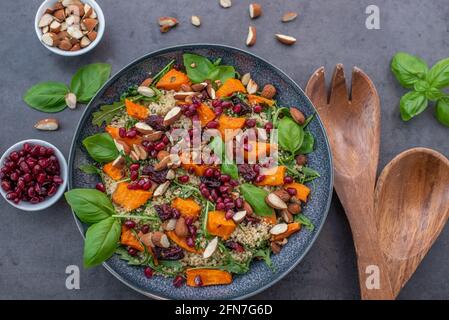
[65,189,115,224]
[295,214,315,231]
[400,91,428,121]
[253,247,274,270]
[391,52,428,89]
[23,81,69,113]
[82,133,119,163]
[183,53,236,84]
[71,63,112,103]
[79,164,101,175]
[84,217,121,268]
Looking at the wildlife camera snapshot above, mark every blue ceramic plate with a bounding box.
[68,44,333,300]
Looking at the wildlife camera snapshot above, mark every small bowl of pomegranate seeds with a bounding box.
[0,139,67,211]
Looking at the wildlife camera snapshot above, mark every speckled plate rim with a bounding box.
[67,43,334,300]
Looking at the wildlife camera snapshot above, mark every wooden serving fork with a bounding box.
[306,65,394,299]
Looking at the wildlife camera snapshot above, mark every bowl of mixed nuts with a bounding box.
[35,0,104,56]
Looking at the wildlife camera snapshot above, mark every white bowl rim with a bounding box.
[0,139,68,212]
[34,0,105,57]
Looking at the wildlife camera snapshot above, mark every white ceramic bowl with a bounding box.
[0,139,68,211]
[34,0,105,56]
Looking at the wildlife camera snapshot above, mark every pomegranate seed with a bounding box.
[6,192,17,200]
[53,176,63,184]
[204,168,214,177]
[124,220,136,228]
[141,225,150,234]
[130,170,139,181]
[46,148,54,156]
[214,107,223,116]
[255,175,265,183]
[95,183,106,192]
[206,120,219,129]
[142,180,152,191]
[235,197,243,208]
[264,122,273,132]
[9,151,19,161]
[128,248,137,256]
[186,237,195,247]
[1,180,11,192]
[194,275,203,287]
[253,105,263,113]
[119,127,127,138]
[230,179,239,187]
[23,143,32,153]
[286,187,297,196]
[129,163,140,171]
[144,267,153,279]
[162,136,170,144]
[216,202,225,210]
[225,202,235,210]
[178,175,189,183]
[127,182,139,190]
[173,275,184,288]
[10,172,19,181]
[27,187,36,197]
[225,210,234,220]
[201,188,210,198]
[210,189,218,201]
[220,174,231,183]
[232,104,242,114]
[219,185,230,194]
[37,173,46,184]
[30,197,39,204]
[221,101,232,109]
[39,146,47,156]
[154,142,165,151]
[47,185,57,196]
[213,169,221,177]
[246,119,256,128]
[212,100,222,108]
[284,176,294,184]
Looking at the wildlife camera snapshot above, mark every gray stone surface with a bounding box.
[0,0,448,299]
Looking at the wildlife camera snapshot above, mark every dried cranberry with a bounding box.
[155,204,173,221]
[185,216,194,226]
[238,164,257,182]
[216,202,225,210]
[142,166,168,184]
[154,246,185,260]
[129,163,140,171]
[200,176,221,188]
[246,119,257,128]
[225,241,245,253]
[235,198,244,209]
[264,122,273,132]
[130,170,139,181]
[144,266,153,279]
[186,237,195,247]
[124,220,136,229]
[225,210,234,220]
[206,120,219,129]
[145,115,167,131]
[119,127,127,138]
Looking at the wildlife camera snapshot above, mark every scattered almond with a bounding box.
[158,16,178,33]
[41,32,59,47]
[163,219,177,231]
[191,82,207,92]
[38,13,54,28]
[80,36,91,48]
[261,84,276,99]
[246,26,257,47]
[191,15,201,27]
[203,237,218,259]
[129,150,140,161]
[173,92,194,101]
[163,106,182,126]
[65,92,77,109]
[207,85,216,99]
[273,189,291,202]
[219,0,232,8]
[270,223,288,235]
[34,118,59,131]
[137,86,155,97]
[87,30,97,41]
[275,34,297,45]
[249,3,262,19]
[232,210,247,224]
[152,231,170,248]
[142,131,164,142]
[112,155,126,169]
[282,11,298,22]
[180,84,193,92]
[135,122,153,135]
[281,210,293,223]
[246,78,258,94]
[241,73,251,86]
[114,139,131,155]
[153,154,171,171]
[243,201,254,215]
[175,217,189,238]
[290,107,306,125]
[166,169,176,180]
[270,241,281,254]
[133,144,148,160]
[265,193,288,210]
[153,181,170,197]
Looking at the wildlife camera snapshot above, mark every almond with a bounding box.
[159,25,171,33]
[41,32,59,47]
[265,193,288,210]
[89,9,97,19]
[133,144,148,160]
[153,181,170,197]
[57,31,70,40]
[66,15,80,27]
[163,106,182,126]
[58,38,72,51]
[83,3,93,18]
[206,84,216,99]
[140,77,153,87]
[62,0,82,7]
[273,189,291,202]
[42,26,49,34]
[38,13,54,28]
[173,91,194,101]
[82,18,97,32]
[137,86,155,97]
[261,84,276,99]
[232,210,247,223]
[191,82,207,92]
[53,2,64,10]
[163,219,177,231]
[114,139,131,155]
[275,34,296,45]
[67,4,84,16]
[243,201,254,215]
[67,25,83,39]
[270,241,281,254]
[87,30,97,41]
[180,83,193,92]
[166,169,176,180]
[49,20,61,32]
[157,150,170,161]
[219,0,232,8]
[152,231,170,248]
[175,217,189,238]
[295,154,307,166]
[70,43,81,51]
[249,3,262,19]
[203,237,218,259]
[34,118,59,131]
[142,131,164,142]
[135,122,153,134]
[80,36,91,48]
[246,26,257,47]
[246,78,258,94]
[65,92,77,109]
[45,7,54,14]
[153,155,171,171]
[112,155,126,169]
[290,107,305,125]
[241,73,251,86]
[191,15,201,27]
[53,9,66,21]
[269,223,288,235]
[282,11,298,22]
[287,203,301,215]
[281,210,293,223]
[158,16,178,27]
[129,150,140,161]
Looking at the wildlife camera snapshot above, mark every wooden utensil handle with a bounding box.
[336,181,395,300]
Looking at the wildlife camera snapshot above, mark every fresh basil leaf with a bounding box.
[295,214,315,231]
[436,97,449,127]
[297,132,314,154]
[391,52,428,89]
[278,117,304,154]
[399,91,428,121]
[82,133,119,163]
[23,81,69,113]
[221,162,239,180]
[272,107,289,128]
[65,189,115,224]
[71,63,111,103]
[183,53,215,83]
[84,217,121,268]
[240,184,274,217]
[413,79,430,93]
[427,57,449,89]
[425,87,444,101]
[208,65,236,84]
[79,164,101,175]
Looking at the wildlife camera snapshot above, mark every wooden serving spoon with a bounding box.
[374,148,449,297]
[306,65,395,299]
